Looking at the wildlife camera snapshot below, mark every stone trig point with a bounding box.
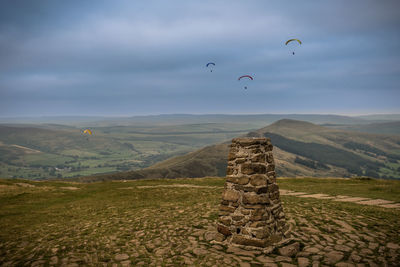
[217,137,288,249]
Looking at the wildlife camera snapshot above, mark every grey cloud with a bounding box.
[0,1,399,116]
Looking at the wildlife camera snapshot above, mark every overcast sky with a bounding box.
[1,0,399,116]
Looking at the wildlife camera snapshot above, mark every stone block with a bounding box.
[219,216,231,226]
[267,233,283,244]
[267,164,275,172]
[241,163,266,175]
[266,152,274,163]
[220,199,229,206]
[251,153,266,163]
[218,210,231,216]
[241,210,250,215]
[226,166,235,175]
[233,184,244,191]
[253,228,270,239]
[232,215,244,221]
[256,186,268,194]
[268,184,279,193]
[227,176,249,185]
[235,158,247,164]
[251,208,266,216]
[231,202,239,207]
[219,205,236,212]
[242,204,265,209]
[250,174,268,186]
[249,215,263,221]
[278,242,300,257]
[232,235,267,247]
[243,186,256,192]
[242,193,260,205]
[217,224,232,236]
[228,151,237,161]
[222,189,240,202]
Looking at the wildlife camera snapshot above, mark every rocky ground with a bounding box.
[0,179,399,266]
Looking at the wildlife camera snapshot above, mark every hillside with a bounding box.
[325,121,400,135]
[80,119,400,181]
[252,119,400,178]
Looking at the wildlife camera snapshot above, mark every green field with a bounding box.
[0,123,253,180]
[0,177,399,266]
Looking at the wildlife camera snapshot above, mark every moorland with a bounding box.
[0,177,399,266]
[1,114,400,181]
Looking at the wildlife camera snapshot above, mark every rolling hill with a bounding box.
[0,123,252,179]
[325,121,400,135]
[78,119,400,181]
[0,113,374,127]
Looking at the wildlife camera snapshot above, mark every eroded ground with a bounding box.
[0,178,399,266]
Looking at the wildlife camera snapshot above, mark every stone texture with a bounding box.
[222,190,240,202]
[278,242,301,257]
[232,235,266,247]
[216,137,287,248]
[298,257,310,267]
[250,174,268,186]
[324,251,344,265]
[115,254,129,261]
[217,224,231,236]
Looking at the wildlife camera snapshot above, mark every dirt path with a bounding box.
[280,189,400,209]
[10,144,41,153]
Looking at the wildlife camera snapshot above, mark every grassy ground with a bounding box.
[278,177,400,202]
[0,177,399,266]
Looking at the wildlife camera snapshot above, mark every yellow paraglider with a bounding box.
[285,39,302,45]
[83,129,92,135]
[285,39,302,55]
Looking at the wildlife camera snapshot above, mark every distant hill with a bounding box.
[324,121,400,135]
[355,114,400,121]
[79,119,400,181]
[1,113,371,128]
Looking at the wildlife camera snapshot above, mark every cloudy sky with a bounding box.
[1,0,399,116]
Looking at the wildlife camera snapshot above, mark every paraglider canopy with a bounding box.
[83,129,92,135]
[286,39,302,55]
[285,39,302,45]
[238,75,253,81]
[206,62,215,72]
[238,75,253,90]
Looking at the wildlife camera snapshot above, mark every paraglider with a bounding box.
[83,129,92,135]
[82,129,92,141]
[238,75,253,89]
[206,62,215,72]
[285,39,302,55]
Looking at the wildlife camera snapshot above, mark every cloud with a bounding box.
[0,0,399,116]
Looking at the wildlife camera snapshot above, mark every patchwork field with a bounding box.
[0,177,399,266]
[0,123,252,180]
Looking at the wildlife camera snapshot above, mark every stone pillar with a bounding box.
[217,137,287,248]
